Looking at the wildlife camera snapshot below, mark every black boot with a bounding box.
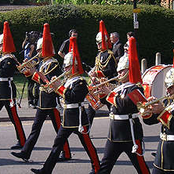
[11,141,23,149]
[57,151,71,162]
[31,168,43,174]
[11,151,29,162]
[89,169,95,174]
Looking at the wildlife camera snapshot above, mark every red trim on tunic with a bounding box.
[106,91,117,105]
[56,85,65,96]
[158,110,172,128]
[32,72,40,83]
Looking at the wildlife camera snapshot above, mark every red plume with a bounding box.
[128,37,142,84]
[69,37,84,75]
[42,23,54,57]
[99,20,112,50]
[3,21,16,53]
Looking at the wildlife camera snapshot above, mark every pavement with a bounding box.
[0,98,160,174]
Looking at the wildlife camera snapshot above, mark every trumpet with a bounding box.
[42,71,66,93]
[137,94,174,114]
[17,53,40,72]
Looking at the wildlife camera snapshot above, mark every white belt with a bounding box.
[160,133,174,141]
[63,102,84,109]
[109,113,139,120]
[0,77,13,81]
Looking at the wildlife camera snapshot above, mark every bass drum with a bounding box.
[142,64,172,98]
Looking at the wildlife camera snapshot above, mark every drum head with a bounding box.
[142,64,172,98]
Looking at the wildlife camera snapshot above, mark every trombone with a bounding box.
[17,53,40,72]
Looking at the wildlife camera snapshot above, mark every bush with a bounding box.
[0,4,173,68]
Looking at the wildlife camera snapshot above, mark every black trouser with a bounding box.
[40,126,100,174]
[97,139,150,174]
[21,108,71,159]
[0,100,26,146]
[152,167,174,174]
[27,77,38,105]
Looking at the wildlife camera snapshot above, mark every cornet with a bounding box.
[137,94,174,114]
[17,53,40,72]
[42,71,66,93]
[89,70,129,92]
[89,75,119,91]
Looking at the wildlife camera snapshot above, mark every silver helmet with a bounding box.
[36,38,43,51]
[96,32,108,44]
[165,68,174,88]
[117,53,129,72]
[64,52,77,68]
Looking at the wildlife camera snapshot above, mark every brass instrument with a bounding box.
[137,94,174,114]
[42,71,66,93]
[89,70,129,92]
[17,53,40,72]
[89,75,119,91]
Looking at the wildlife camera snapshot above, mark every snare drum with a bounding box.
[86,91,104,110]
[142,64,172,98]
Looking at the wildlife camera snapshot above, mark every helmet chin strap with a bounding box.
[118,70,129,83]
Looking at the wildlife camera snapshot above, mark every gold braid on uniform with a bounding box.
[95,49,117,72]
[40,57,58,76]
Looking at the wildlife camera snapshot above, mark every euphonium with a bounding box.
[137,94,174,114]
[17,53,40,72]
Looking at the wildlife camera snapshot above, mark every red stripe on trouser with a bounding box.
[11,106,26,146]
[82,126,100,173]
[53,108,71,159]
[135,140,150,174]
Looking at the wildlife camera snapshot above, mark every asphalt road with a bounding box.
[0,100,160,174]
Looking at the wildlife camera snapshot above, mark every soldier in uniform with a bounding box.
[96,37,150,174]
[87,20,117,125]
[31,36,100,174]
[141,67,174,174]
[0,21,26,149]
[11,23,71,162]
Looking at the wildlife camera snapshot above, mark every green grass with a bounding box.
[14,73,28,99]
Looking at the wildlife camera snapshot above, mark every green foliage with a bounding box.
[0,4,174,68]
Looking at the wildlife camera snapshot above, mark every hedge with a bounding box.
[0,4,174,68]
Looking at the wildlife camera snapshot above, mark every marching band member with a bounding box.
[141,67,174,174]
[31,36,100,174]
[0,21,26,149]
[96,37,150,174]
[11,23,71,162]
[87,20,117,125]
